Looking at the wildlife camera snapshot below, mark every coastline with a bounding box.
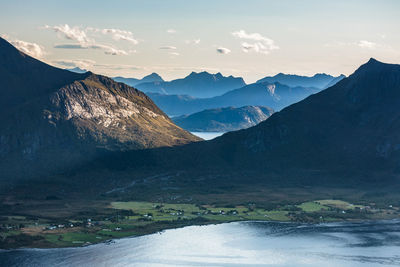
[2,218,400,251]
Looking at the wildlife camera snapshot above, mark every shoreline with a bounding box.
[2,217,400,251]
[1,199,399,249]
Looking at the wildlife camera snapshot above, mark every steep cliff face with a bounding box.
[0,37,199,179]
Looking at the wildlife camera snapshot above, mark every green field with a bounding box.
[1,199,398,249]
[297,201,328,212]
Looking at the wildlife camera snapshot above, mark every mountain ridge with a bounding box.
[113,72,164,87]
[256,72,345,89]
[173,106,274,132]
[135,71,246,98]
[148,81,321,116]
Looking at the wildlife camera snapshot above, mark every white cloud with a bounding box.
[358,40,377,49]
[232,29,279,54]
[169,52,180,56]
[216,47,231,54]
[54,42,129,55]
[167,29,177,34]
[53,59,146,73]
[99,28,138,44]
[45,24,91,44]
[159,46,177,50]
[1,34,45,58]
[93,63,144,71]
[53,59,96,69]
[45,24,130,56]
[90,43,129,55]
[325,40,381,50]
[185,39,201,45]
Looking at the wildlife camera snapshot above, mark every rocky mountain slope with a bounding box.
[173,106,274,132]
[0,37,199,179]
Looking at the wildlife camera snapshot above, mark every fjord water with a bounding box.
[1,220,400,267]
[191,132,224,140]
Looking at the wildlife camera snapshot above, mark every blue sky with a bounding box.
[1,0,399,82]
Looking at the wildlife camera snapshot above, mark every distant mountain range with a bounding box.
[67,67,88,74]
[257,73,345,89]
[121,72,344,101]
[173,106,274,132]
[135,72,246,98]
[113,73,164,87]
[148,82,323,116]
[0,37,199,179]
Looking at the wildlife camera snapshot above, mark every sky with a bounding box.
[1,0,399,83]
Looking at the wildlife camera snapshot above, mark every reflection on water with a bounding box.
[191,132,224,140]
[1,220,400,267]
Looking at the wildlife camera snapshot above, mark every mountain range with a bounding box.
[127,72,344,101]
[67,67,88,74]
[135,72,246,98]
[257,73,345,89]
[148,82,322,116]
[65,58,400,190]
[2,33,400,197]
[173,106,274,132]
[113,73,164,87]
[0,37,199,179]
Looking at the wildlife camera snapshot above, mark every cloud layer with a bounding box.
[45,24,135,55]
[357,40,377,49]
[1,34,45,58]
[159,46,177,50]
[232,30,279,54]
[91,28,139,44]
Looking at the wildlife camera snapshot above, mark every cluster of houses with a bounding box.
[44,218,101,231]
[45,223,74,231]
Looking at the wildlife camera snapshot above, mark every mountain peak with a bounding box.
[143,72,163,79]
[141,72,164,83]
[367,57,379,64]
[354,58,399,76]
[360,58,385,70]
[67,67,88,74]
